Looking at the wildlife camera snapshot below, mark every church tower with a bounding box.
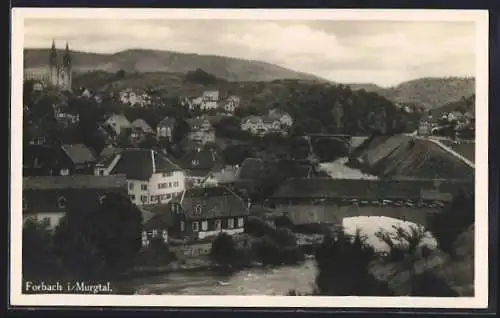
[62,42,72,91]
[47,40,73,91]
[49,40,58,87]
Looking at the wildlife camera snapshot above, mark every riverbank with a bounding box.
[116,259,318,295]
[121,258,268,279]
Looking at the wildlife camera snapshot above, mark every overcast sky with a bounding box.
[24,19,476,87]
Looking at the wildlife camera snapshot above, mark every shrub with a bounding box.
[135,237,176,267]
[428,191,474,255]
[210,233,239,266]
[314,228,392,296]
[252,235,305,266]
[411,270,459,297]
[22,219,66,281]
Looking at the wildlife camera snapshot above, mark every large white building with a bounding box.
[94,148,186,206]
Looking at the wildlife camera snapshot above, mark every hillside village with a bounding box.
[21,44,476,296]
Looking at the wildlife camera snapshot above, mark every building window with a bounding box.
[57,196,67,209]
[42,217,51,227]
[192,160,199,166]
[150,196,157,203]
[152,229,158,236]
[141,184,148,191]
[169,182,172,188]
[162,172,173,177]
[129,183,135,190]
[194,205,202,214]
[201,221,208,231]
[60,169,70,176]
[192,221,200,232]
[141,195,147,203]
[228,218,234,229]
[237,217,244,228]
[215,219,222,231]
[180,221,185,232]
[22,197,27,211]
[129,195,136,201]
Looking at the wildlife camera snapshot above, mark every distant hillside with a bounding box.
[430,94,475,116]
[25,48,475,109]
[347,77,475,110]
[23,48,326,83]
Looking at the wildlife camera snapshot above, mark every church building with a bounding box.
[24,40,73,91]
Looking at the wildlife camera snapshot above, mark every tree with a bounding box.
[428,191,474,255]
[185,69,218,84]
[115,69,126,80]
[411,270,459,297]
[135,237,176,266]
[22,219,64,281]
[210,233,245,269]
[314,228,392,296]
[53,193,143,279]
[376,224,428,280]
[172,118,191,145]
[220,145,255,166]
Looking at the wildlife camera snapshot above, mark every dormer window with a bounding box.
[192,160,199,166]
[99,195,107,204]
[57,196,67,209]
[194,205,202,214]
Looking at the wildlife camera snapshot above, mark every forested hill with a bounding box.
[347,77,475,110]
[23,48,326,83]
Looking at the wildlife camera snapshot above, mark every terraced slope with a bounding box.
[353,135,474,180]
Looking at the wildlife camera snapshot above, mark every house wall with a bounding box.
[201,101,218,110]
[157,126,173,139]
[274,203,440,228]
[141,229,168,247]
[169,242,213,258]
[23,212,65,230]
[127,171,186,205]
[182,216,246,240]
[147,171,186,204]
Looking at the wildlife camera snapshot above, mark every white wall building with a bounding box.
[200,90,220,110]
[94,148,186,206]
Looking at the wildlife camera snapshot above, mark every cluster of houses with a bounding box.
[23,91,471,258]
[240,109,294,136]
[104,87,242,116]
[22,114,470,253]
[182,90,241,114]
[418,110,475,138]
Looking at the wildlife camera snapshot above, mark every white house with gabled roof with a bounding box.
[94,148,186,206]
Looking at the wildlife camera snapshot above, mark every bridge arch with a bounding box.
[310,137,351,162]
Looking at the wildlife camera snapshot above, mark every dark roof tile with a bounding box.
[23,175,128,190]
[61,144,97,164]
[174,186,249,220]
[270,178,473,201]
[97,148,183,181]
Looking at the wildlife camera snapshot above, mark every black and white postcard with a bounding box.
[10,8,489,309]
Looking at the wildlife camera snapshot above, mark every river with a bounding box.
[116,260,318,295]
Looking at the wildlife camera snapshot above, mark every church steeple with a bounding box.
[63,41,72,67]
[49,39,57,66]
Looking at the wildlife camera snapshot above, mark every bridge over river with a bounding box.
[291,134,368,162]
[268,177,473,228]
